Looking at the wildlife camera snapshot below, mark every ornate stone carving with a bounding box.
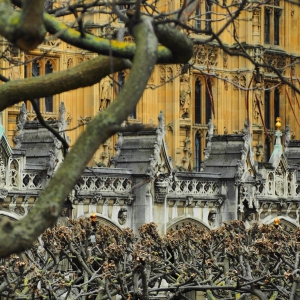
[9,159,19,187]
[180,74,191,118]
[223,52,228,68]
[275,165,284,197]
[154,179,169,203]
[118,208,127,225]
[99,76,113,111]
[13,103,27,149]
[0,149,6,188]
[0,189,8,200]
[253,83,263,124]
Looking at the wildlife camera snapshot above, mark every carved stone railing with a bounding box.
[22,173,43,189]
[155,175,222,203]
[169,180,220,195]
[75,176,132,194]
[256,170,297,199]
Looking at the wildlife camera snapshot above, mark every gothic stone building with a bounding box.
[2,0,300,173]
[0,105,300,234]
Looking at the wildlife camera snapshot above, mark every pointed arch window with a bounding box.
[264,2,282,46]
[24,58,57,113]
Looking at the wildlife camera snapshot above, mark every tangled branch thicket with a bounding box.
[0,220,299,300]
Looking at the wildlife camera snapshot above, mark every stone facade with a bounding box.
[0,108,299,235]
[1,0,300,172]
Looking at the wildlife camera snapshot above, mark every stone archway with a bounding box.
[0,211,20,222]
[166,215,210,232]
[266,216,298,233]
[77,213,123,232]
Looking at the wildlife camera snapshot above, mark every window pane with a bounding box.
[195,5,201,30]
[264,8,270,44]
[45,97,53,112]
[45,61,53,74]
[274,10,280,45]
[32,61,40,77]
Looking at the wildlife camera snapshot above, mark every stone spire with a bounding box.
[269,117,283,167]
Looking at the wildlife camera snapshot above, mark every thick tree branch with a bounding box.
[0,0,45,50]
[43,12,193,63]
[0,56,126,111]
[0,16,158,257]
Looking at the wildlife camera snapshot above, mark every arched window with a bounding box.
[24,58,57,113]
[45,61,53,112]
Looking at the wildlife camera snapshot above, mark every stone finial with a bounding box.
[275,117,281,130]
[269,116,283,167]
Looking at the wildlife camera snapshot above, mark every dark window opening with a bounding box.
[32,61,40,109]
[205,0,212,34]
[118,71,136,119]
[274,88,280,122]
[118,71,125,93]
[45,61,53,112]
[265,90,271,129]
[24,64,27,79]
[195,5,201,30]
[129,109,136,119]
[195,79,201,124]
[274,9,280,45]
[264,137,271,162]
[264,8,271,44]
[205,89,212,124]
[194,133,202,172]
